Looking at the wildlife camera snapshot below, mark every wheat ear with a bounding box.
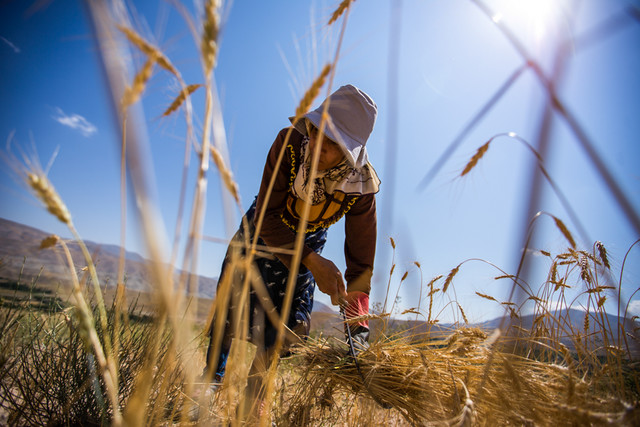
[163,84,203,117]
[201,0,220,74]
[443,265,460,294]
[461,140,490,177]
[294,64,332,119]
[210,146,240,204]
[476,292,498,302]
[122,56,156,108]
[552,215,576,249]
[457,302,469,324]
[117,26,178,76]
[579,254,592,285]
[28,173,72,225]
[328,0,356,25]
[595,241,610,269]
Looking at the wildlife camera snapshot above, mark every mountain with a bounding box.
[0,218,337,315]
[368,309,640,357]
[0,217,216,298]
[5,218,635,350]
[479,308,639,349]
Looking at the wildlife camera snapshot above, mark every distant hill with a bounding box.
[478,308,639,352]
[0,218,336,315]
[4,218,635,349]
[0,217,213,299]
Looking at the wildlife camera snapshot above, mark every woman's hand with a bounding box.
[302,252,348,305]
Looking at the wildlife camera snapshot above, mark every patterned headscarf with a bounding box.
[293,136,380,205]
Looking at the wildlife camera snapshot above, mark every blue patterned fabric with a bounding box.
[205,199,327,379]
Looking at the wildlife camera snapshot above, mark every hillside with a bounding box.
[5,217,634,347]
[0,217,337,319]
[0,217,217,297]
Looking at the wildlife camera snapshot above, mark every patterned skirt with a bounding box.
[206,199,327,379]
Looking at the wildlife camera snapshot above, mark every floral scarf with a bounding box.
[292,137,380,205]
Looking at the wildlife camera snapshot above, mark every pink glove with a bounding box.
[343,291,369,329]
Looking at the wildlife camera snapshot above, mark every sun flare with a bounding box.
[491,0,559,41]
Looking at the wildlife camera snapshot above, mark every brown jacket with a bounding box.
[255,127,377,294]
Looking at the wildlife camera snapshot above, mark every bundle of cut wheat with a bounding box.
[280,327,639,426]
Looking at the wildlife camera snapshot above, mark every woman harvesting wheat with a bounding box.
[204,84,380,409]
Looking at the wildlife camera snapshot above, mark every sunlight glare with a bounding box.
[495,0,558,42]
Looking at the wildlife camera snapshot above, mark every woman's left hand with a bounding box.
[302,252,348,305]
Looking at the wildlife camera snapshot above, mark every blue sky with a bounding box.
[1,0,639,322]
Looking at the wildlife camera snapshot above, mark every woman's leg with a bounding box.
[241,226,328,406]
[204,202,257,380]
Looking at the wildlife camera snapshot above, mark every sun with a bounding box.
[490,0,560,42]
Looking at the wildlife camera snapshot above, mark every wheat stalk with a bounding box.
[24,155,118,415]
[45,236,122,425]
[426,275,442,323]
[381,238,398,314]
[501,355,523,393]
[414,261,424,320]
[528,296,544,304]
[117,23,199,288]
[163,84,203,117]
[586,286,614,294]
[390,271,409,314]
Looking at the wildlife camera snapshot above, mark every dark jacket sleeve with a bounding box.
[254,128,314,268]
[344,194,377,294]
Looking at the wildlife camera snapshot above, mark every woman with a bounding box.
[205,84,380,400]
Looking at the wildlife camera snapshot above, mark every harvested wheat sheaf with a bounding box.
[284,327,639,426]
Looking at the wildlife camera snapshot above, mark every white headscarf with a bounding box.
[290,84,378,168]
[289,84,381,204]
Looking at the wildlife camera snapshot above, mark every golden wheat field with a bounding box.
[1,0,640,426]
